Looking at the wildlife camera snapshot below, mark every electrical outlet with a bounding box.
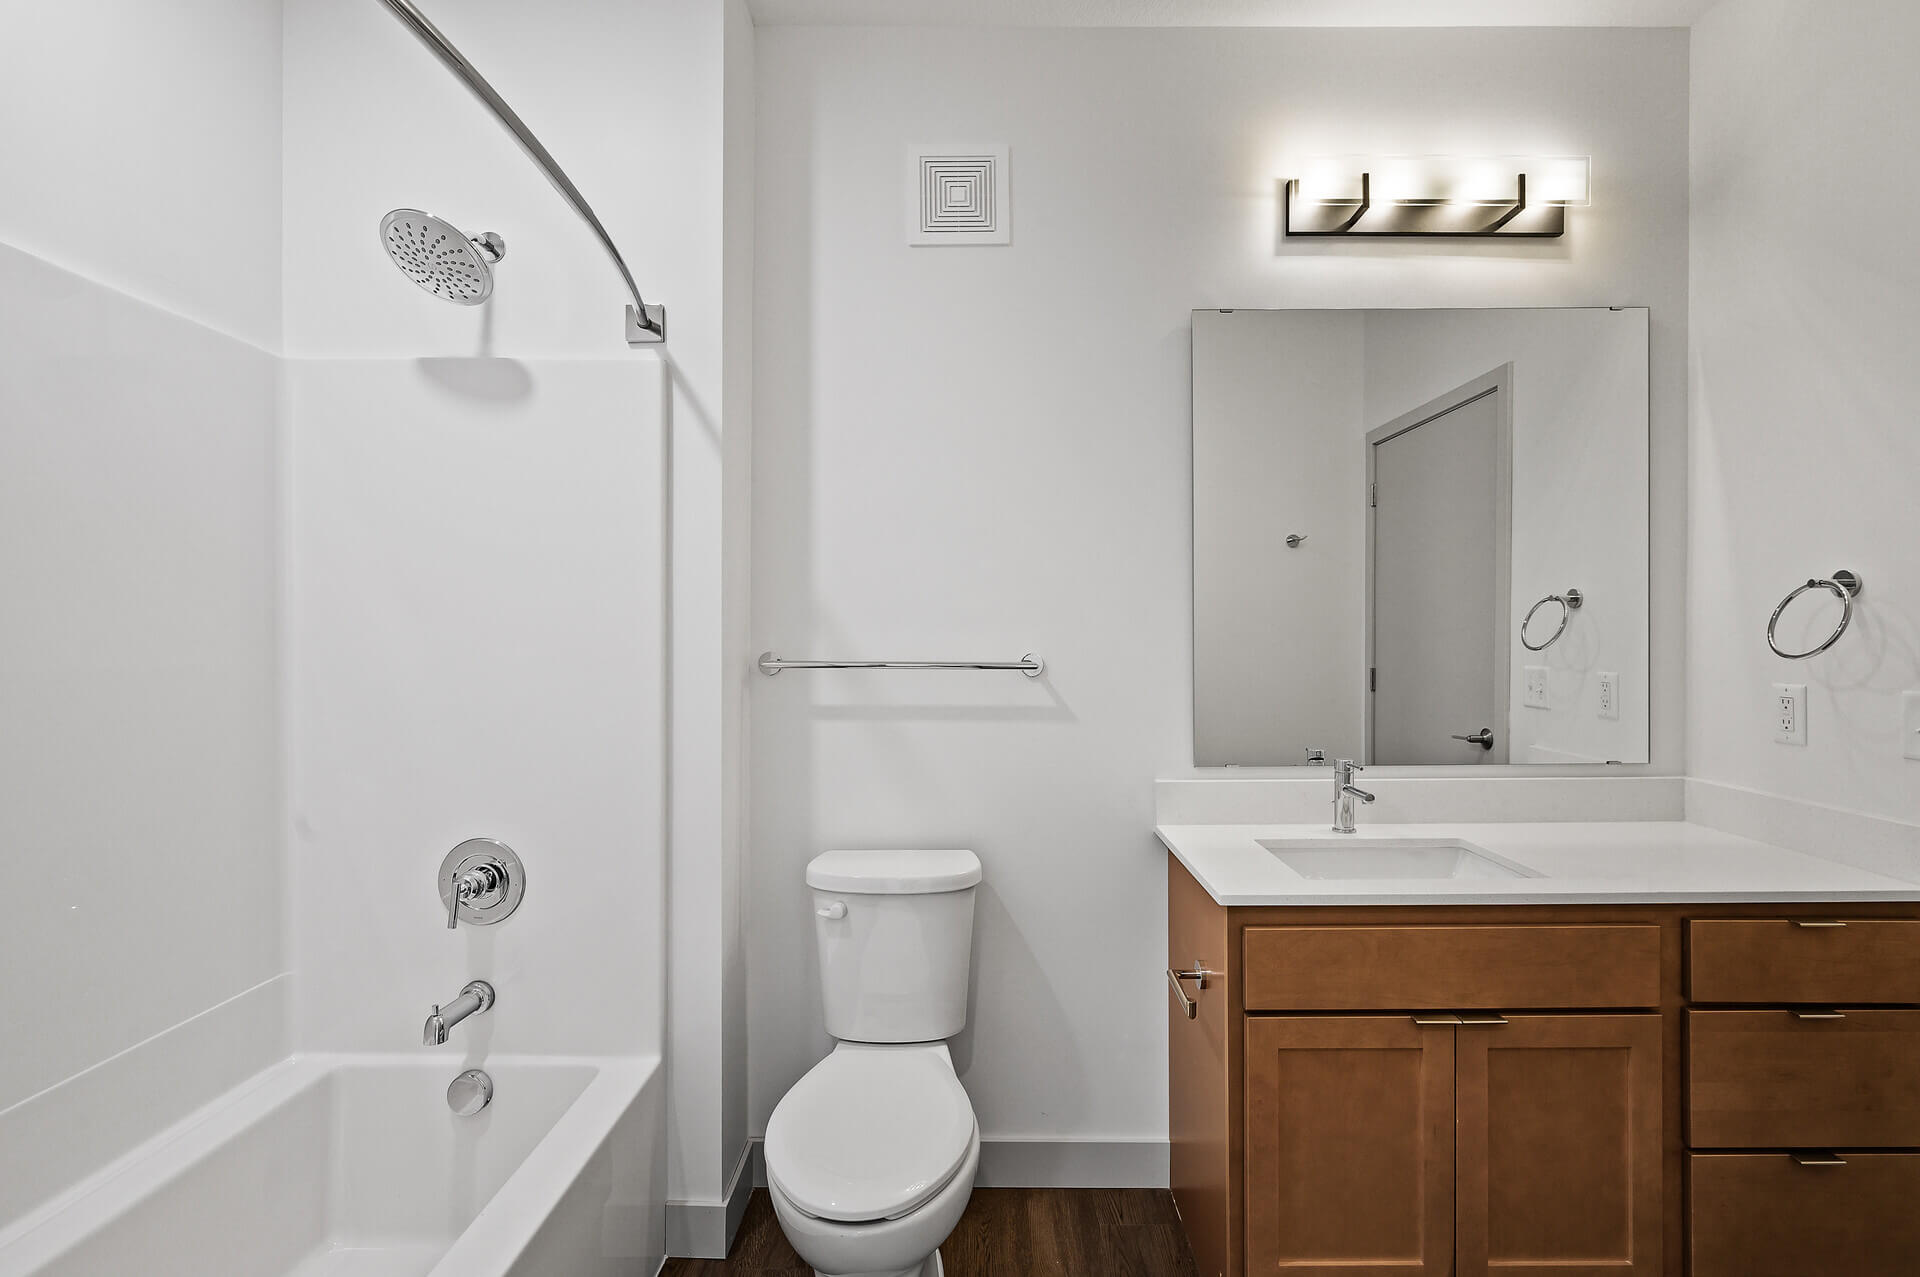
[1903,691,1920,761]
[1524,666,1549,709]
[1597,671,1620,721]
[1774,682,1807,746]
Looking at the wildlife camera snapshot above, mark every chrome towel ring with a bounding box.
[1767,570,1863,660]
[1520,588,1583,652]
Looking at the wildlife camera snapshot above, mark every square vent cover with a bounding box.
[907,146,1010,246]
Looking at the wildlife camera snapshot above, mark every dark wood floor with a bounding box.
[663,1188,1199,1276]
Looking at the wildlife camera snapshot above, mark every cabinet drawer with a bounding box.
[1690,1152,1920,1277]
[1689,918,1920,1003]
[1243,924,1661,1011]
[1688,1009,1920,1147]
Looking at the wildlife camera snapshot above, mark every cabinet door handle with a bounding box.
[1792,1009,1847,1020]
[1791,1152,1848,1167]
[1167,965,1211,1020]
[1459,1014,1510,1028]
[1411,1014,1463,1027]
[1792,919,1847,928]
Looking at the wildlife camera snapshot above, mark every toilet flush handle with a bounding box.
[816,900,847,920]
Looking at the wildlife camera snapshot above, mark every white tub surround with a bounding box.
[1157,821,1920,908]
[0,1056,664,1277]
[0,975,289,1232]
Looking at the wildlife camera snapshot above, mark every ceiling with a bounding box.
[747,0,1720,26]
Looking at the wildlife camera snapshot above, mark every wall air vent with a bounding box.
[908,146,1010,246]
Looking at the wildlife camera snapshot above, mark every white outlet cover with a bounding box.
[1774,682,1807,746]
[1524,666,1549,709]
[1597,671,1620,721]
[1903,691,1920,761]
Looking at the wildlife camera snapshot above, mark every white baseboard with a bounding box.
[1684,779,1920,883]
[664,1140,756,1259]
[975,1138,1169,1188]
[745,1136,1169,1194]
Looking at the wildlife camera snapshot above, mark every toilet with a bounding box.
[765,849,983,1277]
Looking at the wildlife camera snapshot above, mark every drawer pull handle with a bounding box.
[1791,1152,1848,1167]
[1411,1014,1463,1027]
[1459,1014,1510,1028]
[1167,965,1211,1019]
[1792,1009,1847,1020]
[1792,919,1848,928]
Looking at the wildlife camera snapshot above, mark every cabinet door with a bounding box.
[1455,1013,1662,1277]
[1245,1016,1453,1276]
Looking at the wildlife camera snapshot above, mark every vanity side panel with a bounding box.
[1169,856,1234,1277]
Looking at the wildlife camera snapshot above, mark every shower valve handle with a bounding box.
[438,840,525,931]
[446,861,503,929]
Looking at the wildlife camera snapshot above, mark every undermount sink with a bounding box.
[1257,837,1542,881]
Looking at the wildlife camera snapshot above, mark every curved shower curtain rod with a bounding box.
[375,0,666,345]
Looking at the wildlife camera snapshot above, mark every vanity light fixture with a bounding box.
[1283,156,1590,239]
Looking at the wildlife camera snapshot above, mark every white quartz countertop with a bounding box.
[1155,820,1920,906]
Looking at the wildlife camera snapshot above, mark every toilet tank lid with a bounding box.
[807,849,981,895]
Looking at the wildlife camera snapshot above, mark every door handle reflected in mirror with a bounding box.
[1451,728,1495,749]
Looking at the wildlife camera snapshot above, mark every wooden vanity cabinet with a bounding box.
[1167,856,1920,1277]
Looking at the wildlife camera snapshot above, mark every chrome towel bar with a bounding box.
[757,652,1044,678]
[1768,570,1863,660]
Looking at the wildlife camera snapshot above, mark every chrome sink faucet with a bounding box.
[423,979,495,1046]
[1332,759,1376,834]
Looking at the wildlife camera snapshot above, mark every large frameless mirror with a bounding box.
[1192,307,1650,767]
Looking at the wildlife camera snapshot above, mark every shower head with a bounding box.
[379,209,506,305]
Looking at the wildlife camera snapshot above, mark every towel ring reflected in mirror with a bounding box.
[1767,570,1863,660]
[1520,588,1583,652]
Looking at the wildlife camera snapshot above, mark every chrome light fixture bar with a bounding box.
[375,0,666,345]
[1283,156,1589,239]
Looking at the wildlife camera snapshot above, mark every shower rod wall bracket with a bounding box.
[626,304,667,345]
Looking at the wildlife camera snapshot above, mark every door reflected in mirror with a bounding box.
[1192,307,1649,767]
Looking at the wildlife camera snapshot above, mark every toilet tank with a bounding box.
[807,849,981,1044]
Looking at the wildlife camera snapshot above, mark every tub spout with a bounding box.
[423,979,494,1046]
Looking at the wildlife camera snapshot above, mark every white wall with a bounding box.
[0,0,285,1225]
[1192,310,1366,764]
[0,0,284,349]
[1688,0,1920,828]
[1363,307,1650,765]
[752,25,1689,1159]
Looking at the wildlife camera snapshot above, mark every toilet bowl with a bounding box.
[766,1044,979,1277]
[764,850,983,1277]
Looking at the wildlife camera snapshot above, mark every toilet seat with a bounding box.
[765,1044,976,1224]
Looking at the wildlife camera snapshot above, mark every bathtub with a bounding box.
[0,1054,663,1277]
